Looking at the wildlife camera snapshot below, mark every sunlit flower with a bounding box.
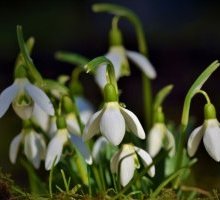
[9,129,46,169]
[83,101,145,146]
[95,46,157,88]
[147,123,175,157]
[110,144,155,186]
[0,78,54,119]
[187,119,220,162]
[45,128,92,170]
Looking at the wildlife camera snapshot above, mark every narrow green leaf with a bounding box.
[154,84,173,111]
[55,51,89,66]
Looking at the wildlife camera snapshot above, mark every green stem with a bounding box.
[196,90,211,104]
[55,51,89,66]
[93,3,152,130]
[174,60,219,186]
[85,56,119,96]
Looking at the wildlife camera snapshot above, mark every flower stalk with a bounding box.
[92,3,153,129]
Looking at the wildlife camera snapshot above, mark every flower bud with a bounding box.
[204,103,216,120]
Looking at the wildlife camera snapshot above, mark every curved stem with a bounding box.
[196,90,211,104]
[174,60,219,187]
[93,3,152,129]
[85,56,118,96]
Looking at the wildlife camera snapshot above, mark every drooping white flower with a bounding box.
[83,101,146,146]
[45,128,92,170]
[187,119,220,162]
[0,78,54,119]
[9,129,46,169]
[95,46,157,88]
[147,123,175,157]
[110,144,155,187]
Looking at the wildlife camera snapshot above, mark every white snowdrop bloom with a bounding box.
[83,101,146,146]
[45,128,92,170]
[187,119,220,162]
[95,46,157,88]
[0,78,54,120]
[110,144,155,187]
[147,123,175,157]
[9,129,46,169]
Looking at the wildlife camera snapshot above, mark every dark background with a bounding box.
[0,0,220,190]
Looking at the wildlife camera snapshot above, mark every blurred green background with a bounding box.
[0,0,220,190]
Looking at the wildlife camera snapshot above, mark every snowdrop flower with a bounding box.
[147,123,175,157]
[110,144,155,187]
[9,128,46,169]
[95,45,157,88]
[0,77,54,120]
[83,84,146,146]
[45,116,92,170]
[187,103,220,162]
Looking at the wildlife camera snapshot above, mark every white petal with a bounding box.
[45,130,68,170]
[25,83,54,116]
[92,136,109,163]
[120,152,135,187]
[66,114,81,135]
[120,107,145,139]
[83,110,102,141]
[147,124,164,157]
[0,83,19,117]
[100,103,125,145]
[32,104,49,132]
[105,51,122,79]
[9,133,23,164]
[126,50,156,79]
[24,131,38,161]
[134,147,155,177]
[110,150,121,173]
[203,121,220,162]
[95,63,108,89]
[71,134,92,165]
[165,129,176,157]
[187,125,203,157]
